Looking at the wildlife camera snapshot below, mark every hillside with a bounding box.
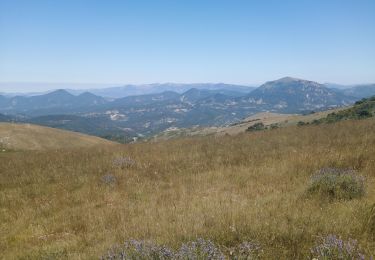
[315,95,375,124]
[152,108,346,140]
[0,123,116,150]
[153,95,375,140]
[1,117,375,259]
[239,77,355,113]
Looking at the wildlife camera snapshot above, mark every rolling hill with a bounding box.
[0,123,117,150]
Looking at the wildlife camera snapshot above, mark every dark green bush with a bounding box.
[270,123,279,129]
[357,109,372,118]
[246,123,265,132]
[307,168,365,200]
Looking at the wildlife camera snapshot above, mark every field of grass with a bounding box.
[0,123,116,150]
[1,119,375,259]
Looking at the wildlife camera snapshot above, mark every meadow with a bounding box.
[1,119,375,259]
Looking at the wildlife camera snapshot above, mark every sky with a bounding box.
[0,0,375,92]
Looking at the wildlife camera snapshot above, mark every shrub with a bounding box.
[307,168,365,200]
[311,119,321,125]
[229,241,262,259]
[358,109,372,118]
[101,240,174,260]
[310,235,366,260]
[176,238,225,260]
[270,123,279,129]
[246,123,265,132]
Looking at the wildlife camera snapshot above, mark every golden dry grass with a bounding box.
[0,123,116,150]
[1,119,375,259]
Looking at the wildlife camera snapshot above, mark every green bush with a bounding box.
[270,123,279,129]
[246,122,265,132]
[357,109,372,118]
[307,168,365,200]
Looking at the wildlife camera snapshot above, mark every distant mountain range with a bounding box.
[0,90,107,116]
[341,84,375,98]
[1,83,254,98]
[67,83,255,98]
[1,77,374,141]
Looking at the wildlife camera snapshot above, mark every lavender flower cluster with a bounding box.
[101,239,225,260]
[101,237,369,259]
[308,167,365,200]
[112,156,136,169]
[313,168,358,178]
[101,174,117,185]
[310,235,366,260]
[102,239,174,260]
[176,238,225,260]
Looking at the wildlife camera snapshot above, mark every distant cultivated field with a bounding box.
[1,119,375,259]
[0,123,116,150]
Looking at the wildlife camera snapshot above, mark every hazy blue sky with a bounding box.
[0,0,375,92]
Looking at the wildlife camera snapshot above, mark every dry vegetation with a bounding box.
[1,119,375,259]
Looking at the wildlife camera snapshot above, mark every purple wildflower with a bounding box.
[310,235,366,260]
[112,156,136,168]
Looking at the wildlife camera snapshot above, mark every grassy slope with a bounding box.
[0,123,116,150]
[152,108,345,140]
[155,97,375,140]
[1,119,375,259]
[316,95,375,124]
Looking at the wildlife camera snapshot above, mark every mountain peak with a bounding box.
[260,77,323,90]
[275,77,304,83]
[47,89,74,97]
